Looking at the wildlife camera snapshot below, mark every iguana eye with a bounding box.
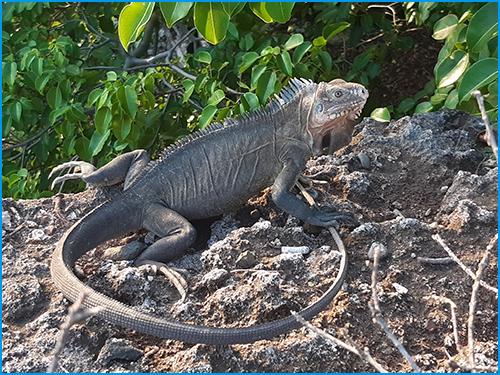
[334,91,343,98]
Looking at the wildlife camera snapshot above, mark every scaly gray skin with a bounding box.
[50,78,368,344]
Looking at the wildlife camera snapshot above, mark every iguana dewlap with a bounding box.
[50,78,368,344]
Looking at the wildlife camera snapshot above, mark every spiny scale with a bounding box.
[131,78,315,186]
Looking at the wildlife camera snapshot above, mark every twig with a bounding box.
[292,312,388,372]
[3,125,52,152]
[296,181,316,206]
[424,295,461,352]
[473,90,498,161]
[369,246,421,372]
[467,249,490,368]
[417,256,454,265]
[48,292,102,372]
[432,234,498,296]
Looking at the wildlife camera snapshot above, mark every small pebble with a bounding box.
[440,185,449,193]
[235,251,257,268]
[97,338,142,364]
[368,242,388,260]
[357,152,371,169]
[281,246,310,255]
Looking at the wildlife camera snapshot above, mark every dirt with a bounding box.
[2,110,498,372]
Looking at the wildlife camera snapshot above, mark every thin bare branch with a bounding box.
[467,249,490,367]
[370,246,421,372]
[48,292,102,372]
[432,234,498,296]
[424,295,460,351]
[292,312,388,372]
[473,90,498,161]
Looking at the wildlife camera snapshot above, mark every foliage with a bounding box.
[371,2,498,122]
[2,2,497,199]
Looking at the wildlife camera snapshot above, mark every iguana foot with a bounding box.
[136,259,188,303]
[49,161,96,190]
[306,207,357,228]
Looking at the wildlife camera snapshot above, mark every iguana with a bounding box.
[50,78,368,344]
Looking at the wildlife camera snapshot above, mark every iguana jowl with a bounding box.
[50,78,368,344]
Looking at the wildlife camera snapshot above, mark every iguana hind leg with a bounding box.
[50,149,149,190]
[135,203,197,301]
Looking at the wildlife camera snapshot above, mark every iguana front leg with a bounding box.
[273,151,351,227]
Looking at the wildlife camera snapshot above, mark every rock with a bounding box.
[199,268,229,289]
[357,152,371,169]
[2,275,44,323]
[340,171,370,195]
[281,246,310,255]
[446,199,495,231]
[103,240,146,261]
[235,250,257,268]
[2,210,12,231]
[207,215,238,246]
[97,338,142,364]
[368,242,388,260]
[27,229,48,243]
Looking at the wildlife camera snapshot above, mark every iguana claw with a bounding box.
[137,260,188,303]
[49,161,96,190]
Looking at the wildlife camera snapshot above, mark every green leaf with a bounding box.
[49,106,70,125]
[397,98,416,113]
[116,117,132,140]
[89,129,111,156]
[277,51,293,76]
[3,61,17,87]
[435,51,469,88]
[370,107,391,122]
[46,85,62,110]
[292,42,312,64]
[414,101,433,113]
[87,88,103,107]
[313,36,327,47]
[199,105,217,128]
[124,86,138,118]
[194,2,230,45]
[35,74,51,94]
[207,89,225,106]
[323,22,350,40]
[182,79,195,103]
[467,3,498,53]
[195,50,212,64]
[239,51,259,73]
[251,65,266,90]
[318,51,332,72]
[106,71,117,81]
[95,107,112,134]
[265,2,295,23]
[250,3,273,23]
[11,101,22,123]
[222,2,245,16]
[241,92,260,111]
[118,2,155,52]
[432,14,458,40]
[256,71,277,103]
[444,89,459,109]
[159,2,193,28]
[458,58,498,102]
[284,34,304,51]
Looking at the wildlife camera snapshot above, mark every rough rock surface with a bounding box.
[2,111,497,372]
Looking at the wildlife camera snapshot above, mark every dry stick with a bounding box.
[48,292,102,373]
[473,90,498,161]
[432,234,498,296]
[370,247,421,372]
[425,295,461,352]
[417,256,454,265]
[293,312,388,373]
[467,249,490,368]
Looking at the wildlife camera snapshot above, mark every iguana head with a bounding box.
[307,79,369,155]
